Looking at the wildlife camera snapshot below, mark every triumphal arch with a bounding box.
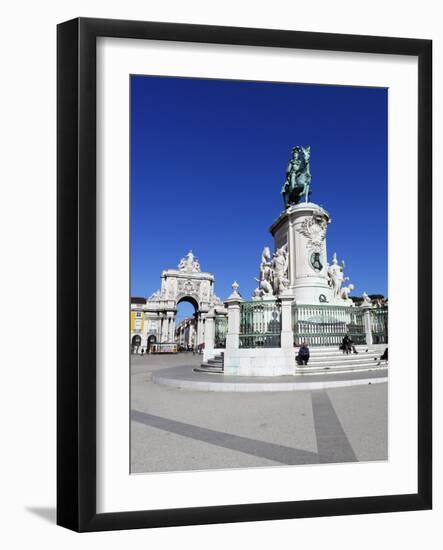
[130,251,225,352]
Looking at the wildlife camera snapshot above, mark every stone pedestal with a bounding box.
[280,293,295,349]
[269,202,334,305]
[224,295,243,352]
[362,307,374,345]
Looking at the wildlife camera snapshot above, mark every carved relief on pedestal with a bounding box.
[296,210,328,252]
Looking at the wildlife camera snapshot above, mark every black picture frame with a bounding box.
[57,17,432,532]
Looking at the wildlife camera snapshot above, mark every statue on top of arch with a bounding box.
[178,250,201,273]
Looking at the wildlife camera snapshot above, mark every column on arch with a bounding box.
[196,314,202,347]
[160,312,168,342]
[168,312,176,343]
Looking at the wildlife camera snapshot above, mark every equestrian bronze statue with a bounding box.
[281,146,312,208]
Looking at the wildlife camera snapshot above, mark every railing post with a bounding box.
[202,308,215,362]
[362,307,373,345]
[224,281,243,351]
[280,294,295,349]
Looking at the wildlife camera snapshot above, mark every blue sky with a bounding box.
[131,75,387,320]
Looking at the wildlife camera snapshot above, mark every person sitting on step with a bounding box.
[341,334,358,355]
[296,342,310,366]
[375,347,388,366]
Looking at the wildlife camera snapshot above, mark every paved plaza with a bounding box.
[131,354,388,474]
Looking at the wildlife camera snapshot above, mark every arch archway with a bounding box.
[175,296,199,350]
[146,334,157,353]
[131,334,141,354]
[176,295,199,311]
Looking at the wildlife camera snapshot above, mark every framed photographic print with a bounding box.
[57,17,432,532]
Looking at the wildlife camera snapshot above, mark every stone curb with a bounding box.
[152,372,388,393]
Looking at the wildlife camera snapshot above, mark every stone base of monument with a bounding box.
[269,202,335,305]
[223,347,296,377]
[152,361,387,392]
[208,344,387,377]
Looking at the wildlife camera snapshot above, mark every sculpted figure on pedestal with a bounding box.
[361,292,373,307]
[254,247,274,297]
[271,244,289,294]
[340,283,354,303]
[253,245,290,298]
[327,252,348,298]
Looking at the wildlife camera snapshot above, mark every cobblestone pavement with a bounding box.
[130,353,387,473]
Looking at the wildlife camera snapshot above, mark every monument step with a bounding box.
[308,347,379,355]
[200,362,223,370]
[194,366,224,374]
[309,353,380,363]
[207,358,224,365]
[307,359,384,369]
[296,362,388,374]
[308,345,383,353]
[307,350,383,358]
[306,350,379,358]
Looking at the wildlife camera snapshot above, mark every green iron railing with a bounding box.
[292,304,366,346]
[371,307,388,344]
[214,316,228,348]
[239,300,281,348]
[347,308,367,345]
